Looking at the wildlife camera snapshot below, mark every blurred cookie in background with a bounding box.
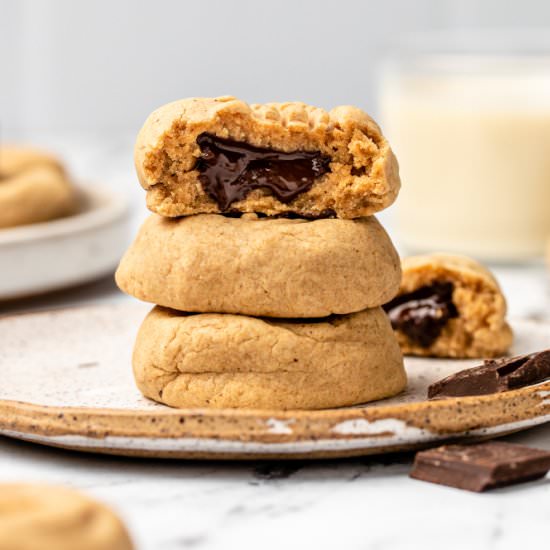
[0,146,78,229]
[384,253,513,359]
[0,145,130,302]
[0,483,134,550]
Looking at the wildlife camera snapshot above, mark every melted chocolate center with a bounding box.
[195,133,331,210]
[383,282,458,347]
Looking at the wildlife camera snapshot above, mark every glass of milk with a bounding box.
[379,32,550,262]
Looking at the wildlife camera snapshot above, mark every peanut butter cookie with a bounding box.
[133,306,406,410]
[0,146,77,229]
[135,96,400,219]
[384,254,513,358]
[0,483,133,550]
[115,213,401,318]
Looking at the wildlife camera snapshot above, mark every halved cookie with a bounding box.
[116,213,401,318]
[0,483,133,550]
[135,96,400,219]
[383,254,513,358]
[133,306,406,410]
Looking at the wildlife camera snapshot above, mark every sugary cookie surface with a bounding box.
[135,96,400,219]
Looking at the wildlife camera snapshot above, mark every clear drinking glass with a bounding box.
[378,31,550,262]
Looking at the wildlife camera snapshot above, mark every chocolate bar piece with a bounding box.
[428,349,550,399]
[410,442,550,492]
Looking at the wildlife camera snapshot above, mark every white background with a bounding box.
[3,0,550,137]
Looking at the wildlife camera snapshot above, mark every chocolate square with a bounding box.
[410,442,550,492]
[428,350,550,399]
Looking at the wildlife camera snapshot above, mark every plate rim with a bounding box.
[0,183,129,246]
[0,381,550,442]
[3,414,550,460]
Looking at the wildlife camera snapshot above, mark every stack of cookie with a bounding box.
[116,96,406,410]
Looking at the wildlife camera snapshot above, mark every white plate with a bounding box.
[0,185,130,300]
[0,304,549,459]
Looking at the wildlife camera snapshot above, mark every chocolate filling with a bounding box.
[222,209,337,220]
[383,282,458,347]
[195,133,331,210]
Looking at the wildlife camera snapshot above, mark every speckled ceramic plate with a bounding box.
[0,303,549,459]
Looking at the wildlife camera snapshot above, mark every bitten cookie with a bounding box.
[135,96,400,219]
[0,484,133,550]
[133,306,406,410]
[383,253,513,358]
[0,146,77,228]
[116,213,401,318]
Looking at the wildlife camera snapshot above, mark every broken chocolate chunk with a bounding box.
[410,442,550,492]
[383,282,458,347]
[196,133,331,210]
[428,349,550,399]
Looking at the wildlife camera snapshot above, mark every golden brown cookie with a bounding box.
[384,253,513,358]
[0,483,133,550]
[0,146,77,229]
[115,213,401,318]
[0,146,64,178]
[133,306,406,410]
[135,96,400,219]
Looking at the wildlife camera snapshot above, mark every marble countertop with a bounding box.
[1,423,549,550]
[1,137,550,550]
